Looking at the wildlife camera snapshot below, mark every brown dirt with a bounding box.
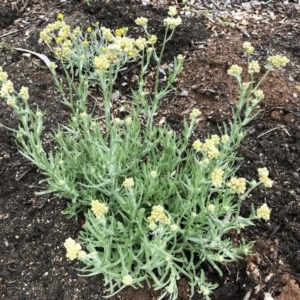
[1,1,300,299]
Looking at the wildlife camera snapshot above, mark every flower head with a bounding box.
[168,6,178,17]
[202,139,220,159]
[164,16,182,29]
[123,177,134,189]
[115,27,128,36]
[248,60,260,74]
[211,168,224,188]
[122,275,133,286]
[221,134,230,144]
[192,139,202,152]
[210,134,220,145]
[148,205,170,225]
[177,54,184,61]
[243,42,254,55]
[227,64,243,76]
[101,27,114,42]
[135,37,147,50]
[254,89,264,99]
[190,108,202,119]
[57,13,64,20]
[227,177,246,194]
[267,55,289,68]
[257,203,271,221]
[64,238,82,261]
[0,68,8,82]
[6,96,16,107]
[49,62,58,71]
[0,80,14,97]
[135,17,148,26]
[19,86,29,101]
[77,250,87,259]
[94,55,110,71]
[148,34,157,45]
[91,200,108,219]
[258,167,273,188]
[148,222,157,231]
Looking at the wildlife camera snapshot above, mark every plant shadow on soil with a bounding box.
[0,1,300,299]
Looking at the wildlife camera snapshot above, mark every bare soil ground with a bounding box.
[1,1,300,299]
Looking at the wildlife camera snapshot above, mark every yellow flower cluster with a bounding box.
[148,34,157,45]
[210,134,220,144]
[64,237,86,261]
[114,36,136,53]
[256,203,271,221]
[168,6,178,17]
[91,200,108,219]
[135,17,148,26]
[57,13,64,20]
[267,55,289,68]
[190,108,202,119]
[122,275,133,285]
[6,96,15,107]
[0,67,8,82]
[227,64,243,76]
[148,205,170,225]
[254,89,264,99]
[53,40,73,58]
[101,27,114,42]
[93,31,154,72]
[135,37,147,50]
[0,74,17,107]
[221,134,230,144]
[94,55,110,71]
[227,177,246,194]
[39,16,72,53]
[163,16,182,29]
[242,82,251,90]
[192,139,202,152]
[58,23,71,40]
[243,41,254,55]
[19,86,29,101]
[115,27,128,36]
[0,80,14,98]
[192,135,221,159]
[148,222,157,230]
[39,17,75,58]
[248,60,260,74]
[177,54,184,61]
[211,168,224,188]
[202,137,220,159]
[257,167,273,188]
[123,177,134,189]
[39,14,162,72]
